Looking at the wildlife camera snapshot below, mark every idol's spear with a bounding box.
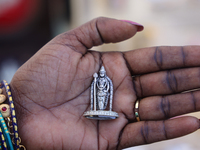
[93,73,98,111]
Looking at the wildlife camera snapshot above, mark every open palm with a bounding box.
[10,17,200,150]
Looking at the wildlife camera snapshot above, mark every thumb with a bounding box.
[52,17,144,54]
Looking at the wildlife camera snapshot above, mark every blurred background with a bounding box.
[1,0,200,149]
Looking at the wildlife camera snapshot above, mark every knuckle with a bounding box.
[162,121,168,140]
[133,76,143,98]
[160,96,171,119]
[166,70,178,93]
[154,47,163,70]
[140,121,149,144]
[181,46,186,67]
[190,92,197,111]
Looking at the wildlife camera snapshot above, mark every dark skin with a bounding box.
[10,17,200,150]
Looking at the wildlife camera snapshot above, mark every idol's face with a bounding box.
[100,73,105,77]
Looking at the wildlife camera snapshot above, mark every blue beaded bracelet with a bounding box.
[1,80,21,150]
[0,126,7,150]
[0,112,13,150]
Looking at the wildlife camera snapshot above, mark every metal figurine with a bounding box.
[84,66,118,120]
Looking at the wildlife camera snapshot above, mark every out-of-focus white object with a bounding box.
[164,143,193,150]
[0,59,19,83]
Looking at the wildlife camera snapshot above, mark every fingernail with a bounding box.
[120,20,144,32]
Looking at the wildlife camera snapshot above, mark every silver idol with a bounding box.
[83,66,118,120]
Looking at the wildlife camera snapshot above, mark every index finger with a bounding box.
[124,46,200,75]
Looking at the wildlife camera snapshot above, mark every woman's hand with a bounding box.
[10,17,200,150]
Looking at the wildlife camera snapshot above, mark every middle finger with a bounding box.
[138,90,200,121]
[133,67,200,98]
